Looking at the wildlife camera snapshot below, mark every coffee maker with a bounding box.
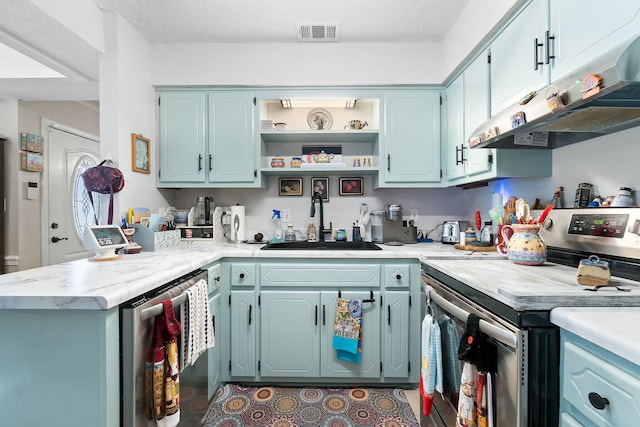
[382,204,405,245]
[195,196,213,226]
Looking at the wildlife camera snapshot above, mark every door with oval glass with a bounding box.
[43,120,100,265]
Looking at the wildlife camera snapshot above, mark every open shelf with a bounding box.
[261,130,379,143]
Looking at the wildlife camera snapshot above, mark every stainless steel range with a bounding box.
[420,208,640,427]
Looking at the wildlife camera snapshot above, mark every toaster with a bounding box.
[441,220,470,244]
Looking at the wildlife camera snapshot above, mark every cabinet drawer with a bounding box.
[261,264,379,287]
[383,265,410,288]
[562,340,640,426]
[207,263,221,294]
[230,263,256,287]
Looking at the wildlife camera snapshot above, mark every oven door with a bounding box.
[421,273,527,427]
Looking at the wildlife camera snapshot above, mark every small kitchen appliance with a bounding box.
[195,196,213,226]
[382,204,404,245]
[440,220,470,244]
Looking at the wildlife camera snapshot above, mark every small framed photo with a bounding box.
[131,133,150,174]
[311,177,329,202]
[279,178,303,196]
[339,177,363,196]
[20,132,44,153]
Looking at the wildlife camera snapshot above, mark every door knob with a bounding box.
[51,236,68,243]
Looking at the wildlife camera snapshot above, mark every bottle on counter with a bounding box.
[611,187,633,207]
[307,223,317,242]
[480,221,494,245]
[271,209,284,243]
[285,223,296,242]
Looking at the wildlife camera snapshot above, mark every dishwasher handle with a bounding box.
[426,284,518,350]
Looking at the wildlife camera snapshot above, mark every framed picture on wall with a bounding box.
[311,177,329,202]
[131,133,150,174]
[339,177,363,196]
[279,178,303,196]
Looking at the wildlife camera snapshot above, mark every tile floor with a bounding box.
[405,387,421,422]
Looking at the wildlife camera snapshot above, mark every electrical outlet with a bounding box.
[282,209,292,223]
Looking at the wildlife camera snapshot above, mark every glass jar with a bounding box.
[611,187,633,207]
[480,221,494,245]
[336,229,347,241]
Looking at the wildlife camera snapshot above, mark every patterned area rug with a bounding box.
[202,383,419,427]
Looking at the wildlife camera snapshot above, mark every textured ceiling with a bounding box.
[96,0,470,43]
[0,0,469,101]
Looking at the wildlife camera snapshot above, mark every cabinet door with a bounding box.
[230,290,256,377]
[208,293,221,399]
[383,291,410,378]
[463,49,493,177]
[445,73,466,180]
[550,1,640,81]
[208,91,256,183]
[490,0,549,114]
[260,291,320,377]
[159,91,206,183]
[320,291,381,378]
[383,90,441,184]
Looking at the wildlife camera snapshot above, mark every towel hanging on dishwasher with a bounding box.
[145,299,182,427]
[332,298,362,363]
[180,279,215,370]
[420,309,443,416]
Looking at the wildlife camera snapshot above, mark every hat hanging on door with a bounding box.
[81,159,125,225]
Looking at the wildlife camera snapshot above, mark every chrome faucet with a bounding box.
[310,191,331,242]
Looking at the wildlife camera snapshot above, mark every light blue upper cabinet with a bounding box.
[381,90,441,186]
[207,91,256,184]
[158,90,259,188]
[159,91,207,183]
[549,1,640,82]
[445,50,493,181]
[490,0,550,115]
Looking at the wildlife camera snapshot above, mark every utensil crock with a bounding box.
[501,223,547,265]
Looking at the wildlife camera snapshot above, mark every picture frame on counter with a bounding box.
[311,177,329,202]
[339,177,363,196]
[131,133,150,174]
[279,178,303,196]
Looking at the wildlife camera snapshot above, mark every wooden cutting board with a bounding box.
[454,243,497,252]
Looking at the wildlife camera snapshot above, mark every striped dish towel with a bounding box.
[180,279,215,370]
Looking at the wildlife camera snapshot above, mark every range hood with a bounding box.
[470,35,640,149]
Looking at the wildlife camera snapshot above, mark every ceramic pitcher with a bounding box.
[501,224,547,265]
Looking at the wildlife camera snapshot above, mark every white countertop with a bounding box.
[422,258,640,311]
[551,307,640,367]
[0,241,497,310]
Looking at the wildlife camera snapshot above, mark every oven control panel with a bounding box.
[568,214,628,238]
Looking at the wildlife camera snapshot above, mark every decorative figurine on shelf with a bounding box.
[579,73,603,99]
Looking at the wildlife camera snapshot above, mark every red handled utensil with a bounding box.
[536,205,554,224]
[475,210,482,231]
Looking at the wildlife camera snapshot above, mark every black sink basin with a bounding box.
[260,241,382,250]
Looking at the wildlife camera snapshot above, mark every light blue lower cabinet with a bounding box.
[383,291,410,378]
[208,292,221,399]
[222,260,420,385]
[230,290,257,377]
[559,331,640,426]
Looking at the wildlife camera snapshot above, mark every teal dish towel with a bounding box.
[332,298,363,363]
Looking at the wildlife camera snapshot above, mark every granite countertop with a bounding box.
[0,241,501,310]
[422,258,640,310]
[551,307,640,367]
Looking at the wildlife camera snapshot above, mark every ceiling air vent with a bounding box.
[296,22,340,42]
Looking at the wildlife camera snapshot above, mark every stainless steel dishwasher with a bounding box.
[120,268,210,427]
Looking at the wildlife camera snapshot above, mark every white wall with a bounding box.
[100,12,174,223]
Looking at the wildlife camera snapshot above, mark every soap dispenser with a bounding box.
[285,223,296,242]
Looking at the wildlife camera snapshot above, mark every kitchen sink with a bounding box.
[260,241,382,250]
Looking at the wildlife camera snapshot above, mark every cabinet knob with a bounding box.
[588,392,609,410]
[396,274,402,280]
[239,273,245,279]
[215,276,220,282]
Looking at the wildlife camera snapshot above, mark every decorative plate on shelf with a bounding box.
[307,108,333,130]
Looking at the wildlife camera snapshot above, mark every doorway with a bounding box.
[41,119,100,266]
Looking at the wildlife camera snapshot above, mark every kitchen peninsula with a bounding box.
[0,242,469,427]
